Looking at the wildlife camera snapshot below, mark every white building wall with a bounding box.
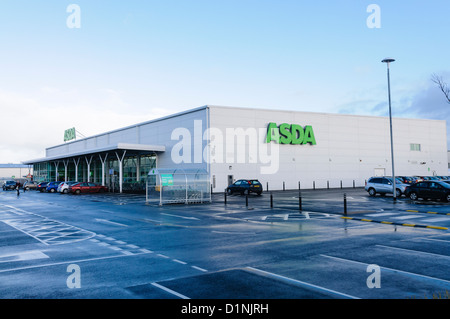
[208,105,448,192]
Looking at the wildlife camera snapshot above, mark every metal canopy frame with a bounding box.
[146,168,211,206]
[23,143,165,193]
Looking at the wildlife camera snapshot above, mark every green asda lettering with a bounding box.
[266,123,316,145]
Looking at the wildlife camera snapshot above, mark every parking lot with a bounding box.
[0,186,449,303]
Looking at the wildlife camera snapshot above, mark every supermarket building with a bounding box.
[23,105,448,193]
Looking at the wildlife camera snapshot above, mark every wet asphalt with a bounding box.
[0,187,449,302]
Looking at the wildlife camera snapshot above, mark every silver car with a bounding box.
[365,177,408,197]
[57,181,78,194]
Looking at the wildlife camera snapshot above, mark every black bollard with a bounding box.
[270,193,273,208]
[344,193,347,216]
[299,192,302,211]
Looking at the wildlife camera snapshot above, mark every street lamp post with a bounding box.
[382,58,396,201]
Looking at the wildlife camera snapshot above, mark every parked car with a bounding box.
[408,176,421,183]
[2,180,17,191]
[405,180,450,202]
[365,177,408,197]
[397,176,415,184]
[69,182,109,194]
[23,181,39,190]
[37,182,50,192]
[57,181,78,194]
[46,181,63,193]
[226,179,263,195]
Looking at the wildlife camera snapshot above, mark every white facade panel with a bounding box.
[208,106,448,192]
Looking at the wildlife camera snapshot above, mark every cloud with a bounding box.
[0,88,175,163]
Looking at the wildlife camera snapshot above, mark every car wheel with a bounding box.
[409,192,418,201]
[446,194,450,202]
[75,189,81,195]
[63,189,68,194]
[227,188,233,195]
[257,192,262,196]
[50,189,55,193]
[395,189,402,198]
[368,188,376,197]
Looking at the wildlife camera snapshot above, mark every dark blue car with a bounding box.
[46,181,62,193]
[226,179,263,195]
[37,182,49,192]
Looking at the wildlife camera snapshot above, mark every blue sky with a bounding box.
[0,1,449,163]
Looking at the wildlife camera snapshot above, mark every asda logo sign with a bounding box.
[266,123,316,145]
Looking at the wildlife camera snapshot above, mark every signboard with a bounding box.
[64,127,76,142]
[266,122,316,145]
[160,174,174,186]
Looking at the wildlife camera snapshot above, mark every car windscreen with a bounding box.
[438,182,450,189]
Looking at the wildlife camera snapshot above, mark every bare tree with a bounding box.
[431,73,450,104]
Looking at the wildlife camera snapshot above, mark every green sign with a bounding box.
[161,174,174,186]
[64,127,76,142]
[266,122,316,145]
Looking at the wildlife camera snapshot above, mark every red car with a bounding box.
[69,182,108,194]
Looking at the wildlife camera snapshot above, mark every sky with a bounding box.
[0,0,449,163]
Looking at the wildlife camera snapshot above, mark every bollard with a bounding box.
[340,180,343,189]
[299,192,302,211]
[224,189,227,205]
[344,193,347,216]
[327,181,329,189]
[246,194,248,207]
[313,181,315,190]
[353,180,355,188]
[283,181,285,191]
[266,182,269,192]
[270,192,273,208]
[298,181,301,190]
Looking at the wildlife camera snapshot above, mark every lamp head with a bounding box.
[382,58,395,63]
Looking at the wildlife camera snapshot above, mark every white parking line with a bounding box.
[151,283,190,299]
[0,250,49,263]
[246,267,359,299]
[320,254,450,285]
[161,213,199,221]
[391,215,424,220]
[366,212,397,217]
[191,265,207,272]
[419,217,450,223]
[0,251,153,274]
[375,244,450,260]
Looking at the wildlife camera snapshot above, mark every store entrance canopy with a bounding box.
[22,143,166,193]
